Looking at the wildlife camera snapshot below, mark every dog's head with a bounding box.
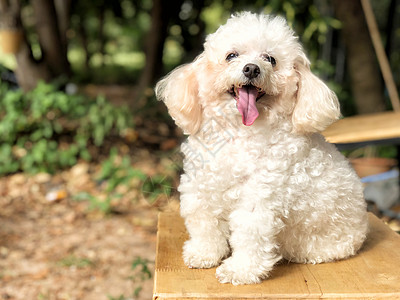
[156,12,340,135]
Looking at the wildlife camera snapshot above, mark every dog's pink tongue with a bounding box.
[237,86,259,126]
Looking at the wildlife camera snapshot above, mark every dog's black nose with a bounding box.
[242,63,260,79]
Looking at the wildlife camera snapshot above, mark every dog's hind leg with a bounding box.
[278,213,368,264]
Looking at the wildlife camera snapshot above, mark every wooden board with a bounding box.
[153,212,400,299]
[322,111,400,144]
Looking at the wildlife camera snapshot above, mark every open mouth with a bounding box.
[228,84,266,126]
[228,84,266,102]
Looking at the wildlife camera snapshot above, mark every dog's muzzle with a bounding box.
[227,63,265,126]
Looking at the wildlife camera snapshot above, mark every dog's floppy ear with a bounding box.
[155,55,203,135]
[292,57,340,133]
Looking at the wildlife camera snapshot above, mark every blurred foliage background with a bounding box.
[0,0,399,175]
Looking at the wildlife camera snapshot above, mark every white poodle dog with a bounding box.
[156,12,368,285]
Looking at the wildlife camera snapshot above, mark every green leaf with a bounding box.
[0,79,134,176]
[131,257,152,280]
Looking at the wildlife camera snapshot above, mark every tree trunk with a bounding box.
[77,16,90,70]
[12,0,72,90]
[384,0,397,58]
[98,7,106,66]
[180,0,206,62]
[54,0,72,58]
[0,0,20,27]
[138,0,169,90]
[15,35,52,91]
[332,0,386,114]
[135,0,184,105]
[6,0,52,91]
[31,0,70,77]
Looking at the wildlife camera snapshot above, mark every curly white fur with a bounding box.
[156,12,368,285]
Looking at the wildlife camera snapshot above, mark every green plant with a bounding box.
[108,257,153,300]
[74,148,174,214]
[0,80,133,175]
[130,257,153,297]
[74,148,147,214]
[141,174,173,204]
[37,293,50,300]
[108,295,128,300]
[57,255,94,268]
[97,148,147,193]
[131,256,152,280]
[74,192,115,215]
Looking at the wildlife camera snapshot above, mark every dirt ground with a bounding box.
[0,84,183,300]
[0,84,184,300]
[0,85,183,300]
[0,159,180,300]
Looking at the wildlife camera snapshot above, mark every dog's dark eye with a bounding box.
[262,54,277,67]
[226,52,239,61]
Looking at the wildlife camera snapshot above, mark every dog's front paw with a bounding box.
[183,239,229,269]
[216,256,271,285]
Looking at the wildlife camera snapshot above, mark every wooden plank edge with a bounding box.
[153,292,400,300]
[153,212,164,300]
